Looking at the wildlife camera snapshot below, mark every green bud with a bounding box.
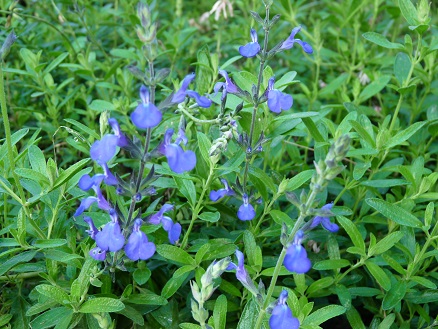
[417,0,430,23]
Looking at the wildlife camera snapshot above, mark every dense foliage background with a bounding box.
[0,0,437,328]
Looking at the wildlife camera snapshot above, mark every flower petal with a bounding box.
[130,103,162,129]
[284,244,312,274]
[239,42,261,58]
[90,134,119,164]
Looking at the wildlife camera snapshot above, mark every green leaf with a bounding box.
[197,131,212,164]
[180,324,202,329]
[213,295,227,329]
[0,128,29,163]
[33,239,67,249]
[303,305,346,326]
[360,179,409,188]
[385,121,426,149]
[70,257,95,302]
[79,298,125,313]
[365,261,391,291]
[125,292,168,305]
[35,284,70,305]
[349,120,376,148]
[346,306,366,329]
[161,270,191,299]
[15,168,49,186]
[51,158,90,190]
[0,314,13,327]
[394,52,411,86]
[199,211,220,223]
[336,216,366,255]
[110,49,139,60]
[398,0,420,26]
[89,99,115,112]
[312,259,350,270]
[174,176,196,206]
[378,314,395,329]
[248,166,277,199]
[368,231,404,256]
[28,145,46,174]
[358,75,391,103]
[243,230,258,268]
[156,245,196,265]
[275,71,297,89]
[43,53,69,75]
[410,276,437,289]
[270,210,294,227]
[302,117,325,143]
[307,277,335,297]
[117,304,145,325]
[286,170,315,191]
[362,32,404,49]
[237,298,259,329]
[0,250,38,276]
[353,162,371,181]
[366,198,422,228]
[64,118,100,139]
[133,268,151,285]
[382,281,407,310]
[319,73,349,97]
[30,307,73,329]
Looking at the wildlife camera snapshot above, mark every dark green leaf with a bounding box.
[368,231,404,256]
[156,245,196,265]
[366,198,422,228]
[382,281,407,310]
[0,250,38,276]
[365,261,391,291]
[30,307,73,329]
[79,298,124,313]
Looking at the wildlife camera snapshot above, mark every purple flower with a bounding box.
[89,247,107,261]
[148,204,181,244]
[269,290,300,329]
[90,134,120,164]
[108,118,129,147]
[159,128,196,173]
[95,210,125,252]
[171,73,212,108]
[100,163,118,186]
[84,216,98,239]
[266,77,293,113]
[284,230,311,274]
[239,28,261,58]
[280,26,313,54]
[131,85,162,129]
[310,203,339,233]
[209,179,235,201]
[74,174,112,216]
[228,250,259,296]
[214,70,239,95]
[124,219,156,261]
[237,194,256,221]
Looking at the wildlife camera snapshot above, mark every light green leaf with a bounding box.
[398,0,420,25]
[79,297,124,313]
[378,314,395,329]
[368,231,404,256]
[199,211,220,223]
[174,177,197,206]
[213,295,227,329]
[382,281,407,310]
[319,73,349,97]
[35,284,70,305]
[0,250,38,276]
[30,307,73,329]
[394,52,411,86]
[385,121,426,149]
[366,198,422,228]
[197,131,212,164]
[358,75,391,103]
[336,216,366,255]
[156,245,196,265]
[89,99,115,112]
[51,158,90,190]
[33,239,67,249]
[286,170,315,191]
[303,305,346,326]
[362,32,404,49]
[365,261,391,291]
[28,145,47,174]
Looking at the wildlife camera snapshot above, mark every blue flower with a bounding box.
[266,77,293,113]
[90,134,119,164]
[280,26,313,54]
[269,290,300,329]
[131,85,162,129]
[284,230,311,274]
[239,28,261,58]
[84,216,98,239]
[214,70,239,95]
[108,118,129,147]
[209,179,235,201]
[172,73,212,108]
[89,247,107,261]
[148,204,181,244]
[74,174,112,216]
[159,128,196,173]
[228,250,259,296]
[124,218,156,261]
[309,203,339,232]
[237,194,256,221]
[95,209,125,252]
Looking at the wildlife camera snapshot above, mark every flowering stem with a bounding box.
[180,164,215,249]
[243,5,270,192]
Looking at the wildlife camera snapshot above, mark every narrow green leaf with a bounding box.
[180,323,202,329]
[161,271,190,299]
[174,177,196,206]
[358,75,391,103]
[199,211,220,223]
[349,120,376,148]
[378,314,396,329]
[237,298,259,329]
[360,179,409,188]
[243,230,257,267]
[366,198,422,228]
[365,261,391,291]
[302,117,325,142]
[64,118,100,139]
[30,307,73,329]
[368,231,404,256]
[319,73,349,97]
[286,170,315,191]
[117,304,145,325]
[125,292,167,305]
[197,131,212,164]
[336,216,366,255]
[43,53,69,75]
[362,32,404,49]
[213,295,227,329]
[394,52,411,86]
[0,250,38,276]
[398,0,420,25]
[303,305,346,326]
[35,284,70,305]
[312,259,350,270]
[28,145,46,174]
[307,277,334,297]
[382,281,407,310]
[410,276,437,289]
[156,245,196,265]
[52,158,90,190]
[79,298,125,313]
[270,210,294,227]
[385,121,426,149]
[33,239,67,249]
[346,306,366,329]
[88,99,115,112]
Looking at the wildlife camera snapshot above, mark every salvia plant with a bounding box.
[0,0,437,328]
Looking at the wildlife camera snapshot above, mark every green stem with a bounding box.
[178,105,220,124]
[180,165,215,249]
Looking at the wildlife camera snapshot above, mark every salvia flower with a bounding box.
[108,118,129,147]
[214,70,239,95]
[172,73,212,108]
[148,204,181,244]
[280,26,313,54]
[131,85,162,129]
[309,203,339,233]
[89,247,107,261]
[95,209,125,252]
[74,176,112,217]
[237,193,256,221]
[239,28,261,58]
[269,290,300,329]
[284,230,311,274]
[159,128,196,173]
[209,179,235,201]
[266,77,293,113]
[84,216,98,240]
[124,218,156,261]
[90,134,120,165]
[228,250,259,296]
